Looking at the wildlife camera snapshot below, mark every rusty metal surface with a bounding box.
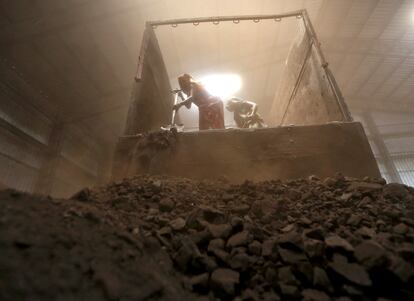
[148,11,304,27]
[112,122,381,182]
[271,14,351,126]
[124,25,173,135]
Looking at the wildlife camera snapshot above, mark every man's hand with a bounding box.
[173,103,181,111]
[246,112,255,119]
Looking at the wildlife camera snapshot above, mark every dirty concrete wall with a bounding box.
[123,26,173,135]
[113,122,381,182]
[271,21,345,126]
[0,60,106,197]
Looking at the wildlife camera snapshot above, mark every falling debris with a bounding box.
[0,174,414,300]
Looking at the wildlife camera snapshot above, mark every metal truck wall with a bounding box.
[123,26,173,135]
[271,21,345,126]
[114,122,381,182]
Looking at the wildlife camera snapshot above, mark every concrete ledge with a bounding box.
[112,122,381,182]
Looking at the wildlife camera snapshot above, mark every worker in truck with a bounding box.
[173,74,225,130]
[226,97,266,128]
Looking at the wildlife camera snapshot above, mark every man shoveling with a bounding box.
[173,74,225,130]
[226,97,266,129]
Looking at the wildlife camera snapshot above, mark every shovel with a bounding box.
[161,89,185,131]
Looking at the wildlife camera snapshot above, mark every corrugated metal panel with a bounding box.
[0,61,100,196]
[0,127,45,170]
[0,152,39,192]
[393,155,414,186]
[0,65,54,145]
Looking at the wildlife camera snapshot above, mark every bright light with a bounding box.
[200,74,242,100]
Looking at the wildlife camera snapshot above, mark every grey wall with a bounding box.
[0,59,109,197]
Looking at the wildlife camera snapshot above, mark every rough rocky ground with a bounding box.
[0,174,414,301]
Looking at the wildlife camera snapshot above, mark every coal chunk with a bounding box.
[304,228,325,241]
[159,198,175,212]
[388,256,414,283]
[169,218,186,231]
[227,231,250,248]
[279,284,300,298]
[354,240,387,268]
[313,267,332,291]
[248,241,262,256]
[304,239,325,258]
[210,268,239,297]
[198,205,225,224]
[278,247,307,264]
[383,183,411,201]
[190,273,209,292]
[302,289,332,301]
[174,237,201,271]
[207,223,232,239]
[325,235,354,252]
[329,261,372,287]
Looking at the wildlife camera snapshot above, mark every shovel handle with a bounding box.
[171,92,179,125]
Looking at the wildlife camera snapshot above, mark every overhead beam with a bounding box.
[320,38,414,59]
[367,131,414,140]
[0,151,39,173]
[348,99,414,115]
[0,117,46,150]
[148,11,304,27]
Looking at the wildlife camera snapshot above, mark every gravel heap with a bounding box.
[1,174,414,301]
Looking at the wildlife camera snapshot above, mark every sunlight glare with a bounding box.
[200,74,242,100]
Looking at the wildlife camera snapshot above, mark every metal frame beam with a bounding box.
[301,10,352,122]
[0,117,46,150]
[140,10,351,123]
[367,131,414,140]
[148,11,304,27]
[34,122,65,195]
[349,99,414,115]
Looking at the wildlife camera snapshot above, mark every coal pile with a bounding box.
[1,174,414,301]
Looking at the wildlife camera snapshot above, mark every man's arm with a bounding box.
[173,96,193,111]
[246,101,258,117]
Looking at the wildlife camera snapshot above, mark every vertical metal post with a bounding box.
[280,41,313,125]
[34,122,65,195]
[135,23,151,82]
[96,149,111,185]
[363,112,402,183]
[301,10,353,122]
